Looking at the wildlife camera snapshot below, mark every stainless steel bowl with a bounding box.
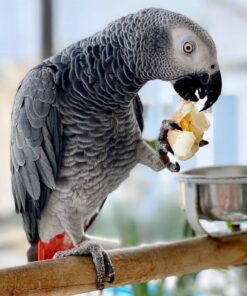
[179,166,247,223]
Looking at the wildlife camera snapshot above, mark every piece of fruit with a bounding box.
[167,100,210,161]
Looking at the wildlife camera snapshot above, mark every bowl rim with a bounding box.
[178,165,247,184]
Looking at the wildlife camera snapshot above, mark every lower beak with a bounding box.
[173,71,222,111]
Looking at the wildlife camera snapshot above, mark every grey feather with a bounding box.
[19,108,42,140]
[33,100,51,118]
[13,172,27,211]
[19,161,40,200]
[23,145,41,162]
[42,126,57,175]
[25,134,43,148]
[132,94,144,132]
[15,128,25,149]
[11,147,19,171]
[25,98,46,128]
[36,149,56,189]
[11,67,62,243]
[13,143,25,166]
[11,175,22,212]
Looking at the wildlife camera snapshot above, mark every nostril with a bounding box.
[211,64,215,69]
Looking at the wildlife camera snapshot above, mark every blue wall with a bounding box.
[213,95,238,165]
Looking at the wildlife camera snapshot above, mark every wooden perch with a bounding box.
[1,233,247,296]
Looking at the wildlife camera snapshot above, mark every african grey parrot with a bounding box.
[10,8,222,289]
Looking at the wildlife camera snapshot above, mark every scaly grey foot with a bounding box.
[54,240,115,290]
[157,119,182,172]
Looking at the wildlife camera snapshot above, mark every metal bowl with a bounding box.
[179,166,247,222]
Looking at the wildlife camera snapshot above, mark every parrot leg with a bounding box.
[54,239,115,290]
[137,139,180,173]
[157,119,182,151]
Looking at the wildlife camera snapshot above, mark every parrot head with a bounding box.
[134,8,222,111]
[169,25,222,111]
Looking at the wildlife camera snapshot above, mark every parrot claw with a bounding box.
[160,119,182,132]
[157,119,182,155]
[156,120,181,173]
[167,161,180,172]
[54,240,115,290]
[199,139,209,147]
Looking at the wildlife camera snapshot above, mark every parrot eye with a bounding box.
[183,42,193,54]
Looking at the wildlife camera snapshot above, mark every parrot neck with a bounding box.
[63,40,146,112]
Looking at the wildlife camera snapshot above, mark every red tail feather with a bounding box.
[38,233,74,260]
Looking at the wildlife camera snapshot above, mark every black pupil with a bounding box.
[186,45,191,51]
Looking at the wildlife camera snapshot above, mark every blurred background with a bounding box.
[1,0,247,295]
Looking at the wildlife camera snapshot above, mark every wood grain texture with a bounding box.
[1,234,247,296]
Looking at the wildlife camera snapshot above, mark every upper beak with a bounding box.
[173,71,222,111]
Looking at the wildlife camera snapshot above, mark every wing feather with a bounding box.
[19,161,40,200]
[132,94,144,132]
[36,149,56,189]
[10,66,62,243]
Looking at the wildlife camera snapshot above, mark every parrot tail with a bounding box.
[38,232,74,260]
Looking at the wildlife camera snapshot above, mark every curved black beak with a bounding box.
[173,71,222,111]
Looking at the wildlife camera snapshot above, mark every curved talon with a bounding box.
[199,139,209,147]
[159,150,180,173]
[109,272,115,284]
[170,122,182,131]
[102,250,115,283]
[167,161,180,173]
